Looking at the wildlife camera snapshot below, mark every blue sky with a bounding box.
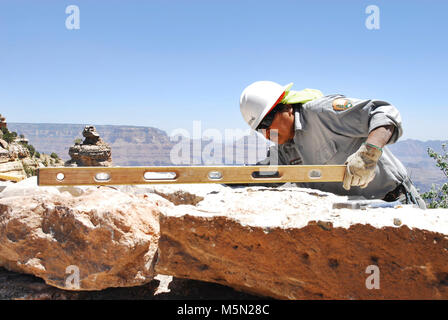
[0,0,447,140]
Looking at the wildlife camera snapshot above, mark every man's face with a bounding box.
[260,106,295,144]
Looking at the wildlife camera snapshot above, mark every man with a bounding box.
[239,80,426,209]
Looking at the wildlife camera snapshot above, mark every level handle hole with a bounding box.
[143,172,177,181]
[208,171,222,180]
[308,169,322,179]
[252,170,280,179]
[94,172,111,182]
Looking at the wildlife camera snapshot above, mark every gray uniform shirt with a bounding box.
[258,94,409,199]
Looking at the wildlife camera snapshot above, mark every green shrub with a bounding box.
[50,152,59,159]
[3,132,15,143]
[421,143,448,208]
[22,162,35,177]
[26,144,36,157]
[3,130,18,143]
[18,140,39,158]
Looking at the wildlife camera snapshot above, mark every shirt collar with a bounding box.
[292,107,304,145]
[293,107,303,131]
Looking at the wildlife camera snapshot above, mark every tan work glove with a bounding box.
[343,143,382,190]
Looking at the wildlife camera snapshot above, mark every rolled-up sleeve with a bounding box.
[368,100,403,144]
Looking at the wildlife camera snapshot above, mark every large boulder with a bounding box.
[66,125,112,167]
[0,178,164,290]
[154,185,448,299]
[2,178,448,300]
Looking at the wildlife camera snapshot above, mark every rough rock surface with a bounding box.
[0,144,10,163]
[154,185,448,299]
[0,160,26,179]
[2,177,448,300]
[66,125,112,167]
[0,179,161,290]
[8,142,30,160]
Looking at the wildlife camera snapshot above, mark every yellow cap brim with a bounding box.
[283,82,293,92]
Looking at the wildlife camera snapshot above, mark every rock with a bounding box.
[14,137,29,145]
[0,183,163,291]
[0,120,63,180]
[0,161,23,172]
[2,178,448,300]
[0,181,13,193]
[0,147,10,164]
[0,160,26,180]
[21,157,38,169]
[117,183,226,206]
[66,125,112,167]
[8,143,30,160]
[155,185,448,299]
[0,114,6,129]
[0,176,59,198]
[67,144,112,167]
[82,125,101,145]
[0,139,8,150]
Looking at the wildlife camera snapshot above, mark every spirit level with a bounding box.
[37,165,346,186]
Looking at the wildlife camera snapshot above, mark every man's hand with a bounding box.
[343,143,382,190]
[342,125,393,190]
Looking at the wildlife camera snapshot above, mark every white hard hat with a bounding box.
[240,81,293,130]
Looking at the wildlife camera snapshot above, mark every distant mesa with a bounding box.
[65,125,113,167]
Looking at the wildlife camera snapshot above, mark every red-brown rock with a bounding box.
[155,185,448,299]
[0,182,163,290]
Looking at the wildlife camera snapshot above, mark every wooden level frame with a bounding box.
[37,165,347,186]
